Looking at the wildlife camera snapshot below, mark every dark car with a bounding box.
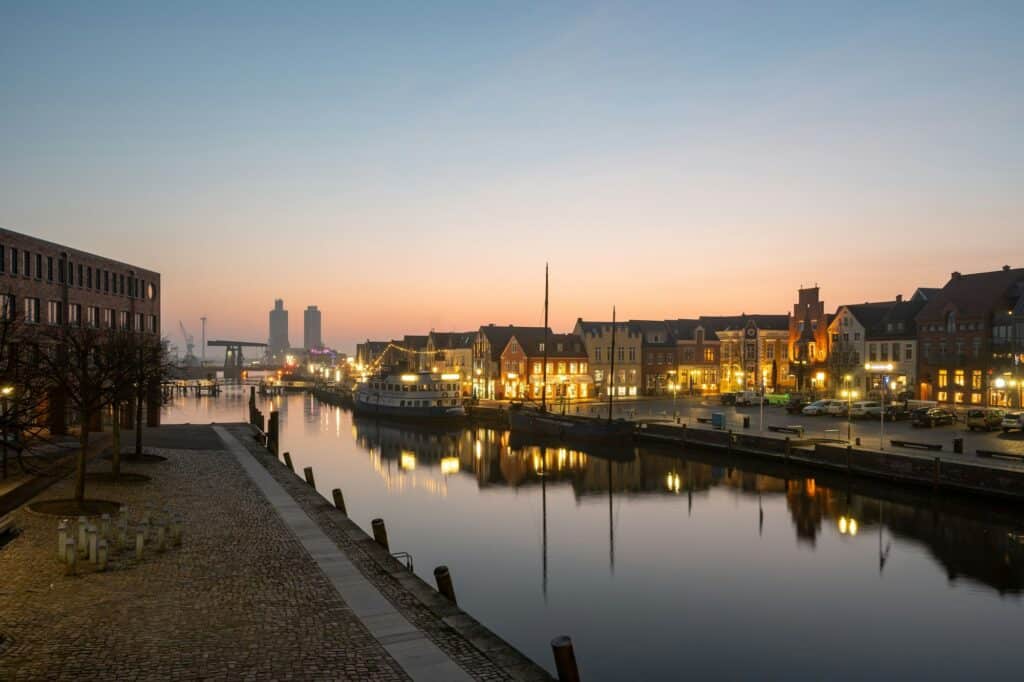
[884,404,910,422]
[719,393,737,406]
[785,395,810,414]
[912,407,957,428]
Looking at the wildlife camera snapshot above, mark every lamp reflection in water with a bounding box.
[838,516,859,536]
[440,456,460,476]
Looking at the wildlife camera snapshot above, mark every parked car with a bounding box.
[785,396,811,414]
[719,393,737,406]
[825,400,848,416]
[966,408,1004,431]
[735,390,766,406]
[802,400,832,416]
[912,407,957,428]
[1002,412,1024,432]
[884,404,910,421]
[849,400,882,419]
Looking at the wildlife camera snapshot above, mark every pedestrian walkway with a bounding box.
[214,426,473,682]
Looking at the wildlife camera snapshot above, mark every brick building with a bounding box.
[472,324,548,399]
[0,227,161,431]
[788,287,831,393]
[499,331,591,402]
[715,314,790,393]
[632,320,679,395]
[916,267,1024,406]
[675,319,721,394]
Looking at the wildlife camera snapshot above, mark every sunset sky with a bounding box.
[2,2,1021,353]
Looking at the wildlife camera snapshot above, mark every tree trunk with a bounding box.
[76,410,89,504]
[111,402,121,477]
[135,390,144,456]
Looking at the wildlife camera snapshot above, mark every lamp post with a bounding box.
[669,381,679,421]
[1,386,12,480]
[840,374,858,443]
[865,363,894,450]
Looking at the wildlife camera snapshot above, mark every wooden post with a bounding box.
[934,456,941,487]
[434,565,457,604]
[784,437,790,458]
[551,635,581,682]
[371,518,390,551]
[283,452,294,472]
[268,411,279,455]
[846,445,852,472]
[303,466,316,488]
[727,429,733,454]
[332,488,347,514]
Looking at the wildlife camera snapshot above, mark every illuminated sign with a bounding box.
[864,363,895,372]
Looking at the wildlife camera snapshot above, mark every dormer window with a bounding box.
[946,311,956,334]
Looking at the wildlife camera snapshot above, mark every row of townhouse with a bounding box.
[356,265,1024,408]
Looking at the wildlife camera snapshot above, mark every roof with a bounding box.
[698,314,789,332]
[402,335,428,350]
[506,331,586,358]
[627,320,677,346]
[428,331,476,350]
[478,324,550,360]
[840,299,927,339]
[917,267,1024,321]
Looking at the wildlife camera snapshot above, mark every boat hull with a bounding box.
[508,409,635,445]
[353,397,466,422]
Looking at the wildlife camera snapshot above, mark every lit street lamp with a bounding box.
[840,374,858,442]
[1,386,12,480]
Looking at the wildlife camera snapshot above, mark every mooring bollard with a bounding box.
[371,518,390,551]
[331,488,347,515]
[101,513,111,542]
[283,451,295,472]
[551,635,581,682]
[77,516,88,557]
[156,524,166,552]
[784,436,791,458]
[97,539,109,571]
[934,456,941,486]
[87,525,98,564]
[846,445,852,471]
[268,411,280,455]
[65,538,77,575]
[303,466,316,488]
[58,519,69,560]
[434,565,457,604]
[135,531,145,560]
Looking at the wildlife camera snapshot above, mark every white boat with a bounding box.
[353,371,466,421]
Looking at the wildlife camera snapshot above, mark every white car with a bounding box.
[824,400,848,416]
[802,400,831,416]
[1002,412,1024,432]
[849,400,882,419]
[735,390,766,406]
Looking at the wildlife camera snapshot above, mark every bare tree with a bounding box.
[0,295,50,478]
[37,323,121,505]
[124,332,170,459]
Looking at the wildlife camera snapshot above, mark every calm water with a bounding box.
[165,388,1024,680]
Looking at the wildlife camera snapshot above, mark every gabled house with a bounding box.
[499,331,591,402]
[472,324,549,399]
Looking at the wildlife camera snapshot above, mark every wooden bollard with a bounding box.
[784,437,790,458]
[551,635,581,682]
[332,488,347,515]
[846,445,852,471]
[303,466,316,488]
[434,565,457,604]
[268,411,280,455]
[371,518,390,551]
[283,451,294,472]
[934,456,941,487]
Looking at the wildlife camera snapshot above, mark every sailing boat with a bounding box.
[508,265,636,446]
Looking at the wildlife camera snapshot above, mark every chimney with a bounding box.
[951,271,962,280]
[896,294,903,303]
[1003,265,1011,271]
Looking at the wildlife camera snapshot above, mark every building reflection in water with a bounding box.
[347,412,1024,596]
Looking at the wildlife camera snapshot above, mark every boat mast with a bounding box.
[541,263,549,413]
[608,305,616,422]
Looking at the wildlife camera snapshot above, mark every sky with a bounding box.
[2,1,1022,353]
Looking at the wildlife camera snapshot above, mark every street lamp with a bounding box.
[1,386,12,480]
[840,382,858,442]
[668,381,679,421]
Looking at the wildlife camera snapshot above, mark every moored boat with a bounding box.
[353,370,466,421]
[508,404,636,445]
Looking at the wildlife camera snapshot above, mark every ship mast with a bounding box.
[608,305,616,422]
[541,263,549,413]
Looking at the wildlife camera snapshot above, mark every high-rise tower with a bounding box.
[303,305,322,350]
[268,299,290,359]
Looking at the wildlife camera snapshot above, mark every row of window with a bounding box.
[4,295,158,332]
[936,391,984,405]
[370,382,458,393]
[0,244,156,300]
[937,369,985,390]
[867,343,914,362]
[593,347,638,362]
[680,347,717,363]
[922,338,984,360]
[530,361,588,375]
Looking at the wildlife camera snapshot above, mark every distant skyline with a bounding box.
[3,2,1022,353]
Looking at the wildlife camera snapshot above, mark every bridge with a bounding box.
[208,340,268,379]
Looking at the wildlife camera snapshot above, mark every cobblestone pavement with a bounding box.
[224,424,547,682]
[0,429,409,681]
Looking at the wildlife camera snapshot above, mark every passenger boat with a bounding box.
[353,371,466,421]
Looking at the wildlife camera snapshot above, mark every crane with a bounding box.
[178,321,197,365]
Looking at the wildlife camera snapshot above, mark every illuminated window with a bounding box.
[532,362,541,375]
[954,369,964,387]
[704,348,714,362]
[569,362,577,374]
[546,362,554,374]
[557,362,566,374]
[971,392,982,404]
[937,391,948,402]
[594,347,601,362]
[580,362,588,373]
[954,391,964,404]
[938,370,948,388]
[971,370,982,390]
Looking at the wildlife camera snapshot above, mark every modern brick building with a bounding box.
[0,226,161,430]
[916,266,1024,406]
[498,330,591,402]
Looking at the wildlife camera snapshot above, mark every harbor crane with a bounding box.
[178,321,198,366]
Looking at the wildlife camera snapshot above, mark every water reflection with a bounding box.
[348,412,1024,596]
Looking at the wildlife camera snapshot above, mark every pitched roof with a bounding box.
[507,331,586,358]
[428,331,476,350]
[917,267,1024,321]
[699,314,789,332]
[402,335,428,350]
[478,324,549,360]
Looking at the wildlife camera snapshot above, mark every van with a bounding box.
[735,391,765,406]
[849,401,882,419]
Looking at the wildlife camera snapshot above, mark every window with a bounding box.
[569,362,578,374]
[538,342,544,352]
[595,347,602,362]
[46,300,63,324]
[971,393,982,404]
[22,251,29,276]
[954,369,965,387]
[892,343,900,361]
[938,369,948,388]
[0,295,14,320]
[905,344,913,361]
[945,311,956,334]
[119,274,125,294]
[47,256,53,282]
[972,338,981,358]
[937,391,948,402]
[35,254,42,279]
[532,362,542,375]
[618,347,625,362]
[102,308,113,328]
[104,270,110,293]
[546,362,554,374]
[10,248,17,275]
[86,306,98,327]
[87,267,93,289]
[68,303,81,325]
[134,312,144,331]
[869,344,877,362]
[580,362,587,373]
[842,332,849,343]
[509,341,518,353]
[24,298,40,323]
[557,361,566,374]
[58,259,66,284]
[704,347,714,362]
[77,264,83,287]
[628,347,636,362]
